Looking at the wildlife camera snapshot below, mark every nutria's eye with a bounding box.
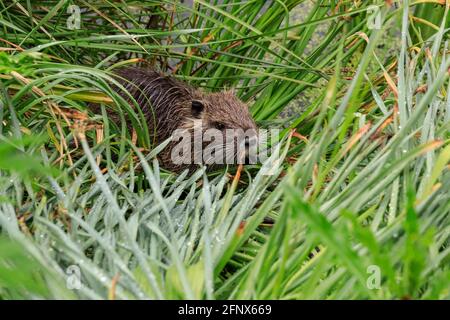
[191,101,204,118]
[214,122,225,130]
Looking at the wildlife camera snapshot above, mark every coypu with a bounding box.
[110,67,258,173]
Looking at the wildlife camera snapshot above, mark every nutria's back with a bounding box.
[112,66,258,172]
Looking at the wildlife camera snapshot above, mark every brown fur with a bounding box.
[111,67,257,172]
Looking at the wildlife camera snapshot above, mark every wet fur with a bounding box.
[111,66,257,172]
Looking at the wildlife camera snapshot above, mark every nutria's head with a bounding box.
[178,88,259,166]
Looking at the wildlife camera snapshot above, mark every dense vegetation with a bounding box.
[0,0,449,299]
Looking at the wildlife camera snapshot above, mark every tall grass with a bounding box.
[0,1,449,299]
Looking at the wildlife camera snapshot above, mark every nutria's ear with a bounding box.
[191,100,204,118]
